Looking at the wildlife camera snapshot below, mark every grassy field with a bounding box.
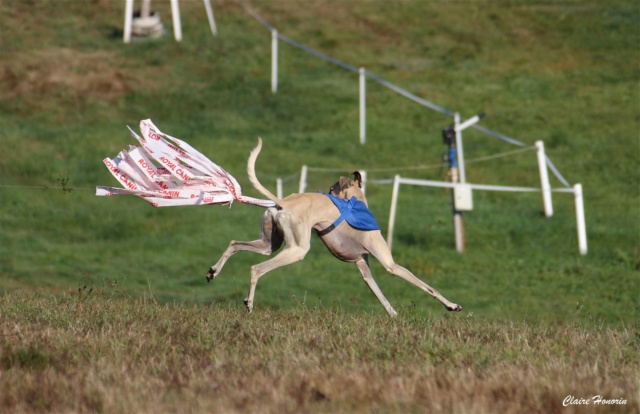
[0,0,638,412]
[1,289,637,413]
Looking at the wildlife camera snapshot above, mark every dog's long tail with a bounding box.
[247,138,284,206]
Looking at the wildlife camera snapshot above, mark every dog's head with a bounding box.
[329,171,368,205]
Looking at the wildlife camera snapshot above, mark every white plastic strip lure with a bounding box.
[96,119,276,208]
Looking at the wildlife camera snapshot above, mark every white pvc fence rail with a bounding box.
[384,177,586,256]
[291,140,587,255]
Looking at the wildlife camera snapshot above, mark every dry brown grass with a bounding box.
[0,290,637,413]
[1,49,135,99]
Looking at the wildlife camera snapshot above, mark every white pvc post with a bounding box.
[387,175,401,251]
[276,178,283,199]
[141,0,151,18]
[574,183,587,255]
[123,0,134,43]
[203,0,217,36]
[454,208,465,253]
[170,0,182,42]
[454,113,467,184]
[536,141,553,217]
[360,170,367,195]
[451,112,482,252]
[359,67,366,145]
[452,112,465,253]
[271,29,278,93]
[299,165,307,193]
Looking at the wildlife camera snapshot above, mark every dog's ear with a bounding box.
[339,176,353,191]
[329,176,353,196]
[352,171,362,188]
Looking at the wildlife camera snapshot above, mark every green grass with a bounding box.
[0,0,638,327]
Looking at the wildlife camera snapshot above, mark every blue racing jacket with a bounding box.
[317,193,380,236]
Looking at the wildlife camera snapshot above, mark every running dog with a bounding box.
[206,138,462,317]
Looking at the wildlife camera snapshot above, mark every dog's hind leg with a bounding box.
[367,240,462,312]
[244,213,310,312]
[355,256,398,317]
[207,208,283,282]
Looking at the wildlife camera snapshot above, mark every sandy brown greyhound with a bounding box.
[206,138,462,317]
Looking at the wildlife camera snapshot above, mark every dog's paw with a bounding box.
[206,267,218,282]
[448,304,463,312]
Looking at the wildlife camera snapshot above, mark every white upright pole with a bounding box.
[454,113,466,184]
[360,170,367,195]
[536,140,554,217]
[141,0,151,18]
[271,29,278,93]
[454,208,464,253]
[170,0,182,42]
[203,0,217,36]
[453,113,465,252]
[359,67,366,145]
[387,175,401,251]
[299,165,307,193]
[276,178,283,199]
[574,183,587,255]
[123,0,134,43]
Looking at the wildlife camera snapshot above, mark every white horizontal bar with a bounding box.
[368,178,395,185]
[396,177,575,193]
[455,114,482,132]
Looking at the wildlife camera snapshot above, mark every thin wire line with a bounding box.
[465,146,536,164]
[305,146,536,174]
[0,185,93,191]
